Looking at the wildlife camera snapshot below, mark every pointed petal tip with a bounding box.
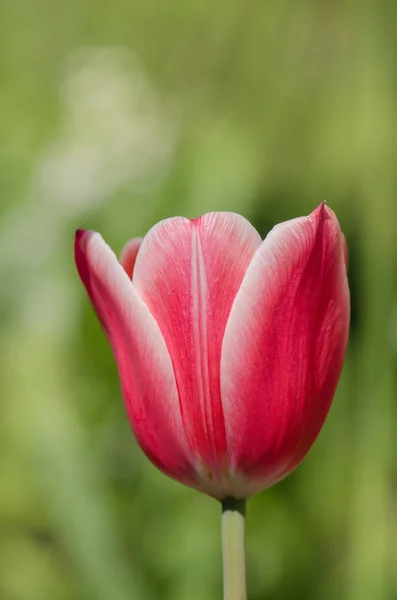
[74,229,106,289]
[75,229,94,254]
[75,228,89,244]
[75,229,105,260]
[314,200,341,224]
[312,200,334,222]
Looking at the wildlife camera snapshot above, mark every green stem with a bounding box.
[221,498,247,600]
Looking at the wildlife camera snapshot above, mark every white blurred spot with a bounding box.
[37,47,178,211]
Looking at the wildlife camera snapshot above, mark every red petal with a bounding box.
[221,204,350,492]
[74,230,195,483]
[120,237,142,279]
[133,213,262,475]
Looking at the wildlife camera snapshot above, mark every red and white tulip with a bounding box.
[75,203,349,499]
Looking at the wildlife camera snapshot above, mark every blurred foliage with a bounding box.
[0,1,396,599]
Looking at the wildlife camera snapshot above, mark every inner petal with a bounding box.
[132,212,262,475]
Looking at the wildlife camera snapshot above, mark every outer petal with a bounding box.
[221,203,350,495]
[120,237,142,279]
[132,213,262,478]
[75,230,194,483]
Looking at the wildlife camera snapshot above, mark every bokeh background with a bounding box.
[1,1,396,599]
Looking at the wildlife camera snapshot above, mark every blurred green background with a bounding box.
[1,1,396,599]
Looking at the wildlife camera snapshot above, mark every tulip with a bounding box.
[75,202,349,600]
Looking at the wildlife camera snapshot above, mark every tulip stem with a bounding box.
[221,498,247,600]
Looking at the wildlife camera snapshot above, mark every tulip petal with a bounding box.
[133,212,262,476]
[75,230,195,483]
[120,237,142,279]
[221,204,350,492]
